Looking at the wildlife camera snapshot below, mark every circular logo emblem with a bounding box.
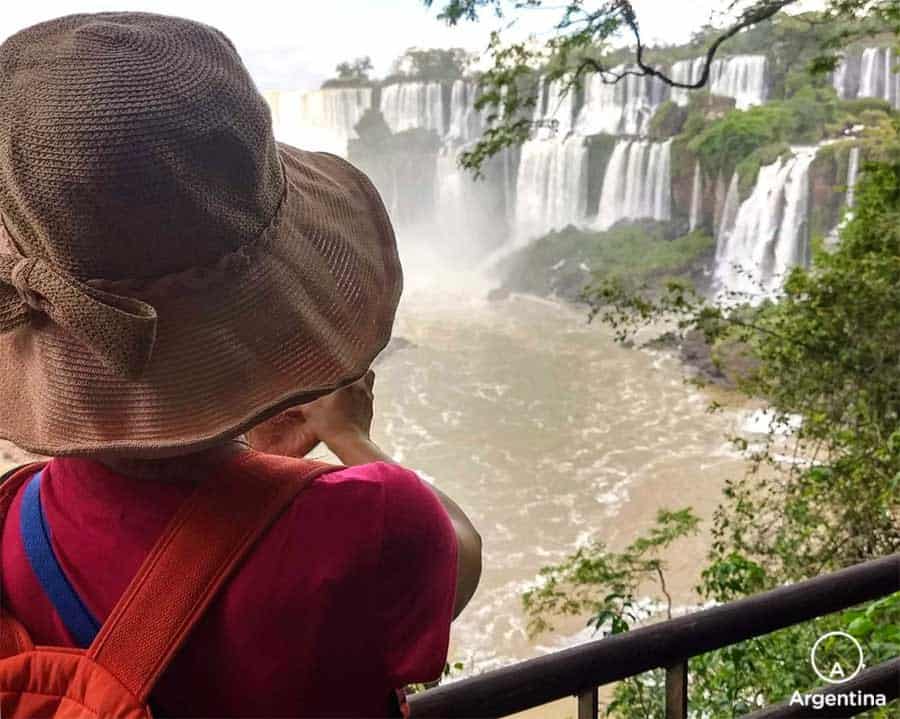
[810,631,865,684]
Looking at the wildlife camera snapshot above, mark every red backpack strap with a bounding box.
[0,462,48,516]
[86,451,340,703]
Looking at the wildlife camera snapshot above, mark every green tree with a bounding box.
[390,47,472,80]
[334,56,373,82]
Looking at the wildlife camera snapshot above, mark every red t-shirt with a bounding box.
[0,455,458,717]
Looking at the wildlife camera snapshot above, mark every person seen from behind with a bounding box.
[0,12,481,718]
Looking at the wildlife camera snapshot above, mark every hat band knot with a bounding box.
[10,257,42,310]
[0,252,159,379]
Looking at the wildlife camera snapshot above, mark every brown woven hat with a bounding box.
[0,12,402,458]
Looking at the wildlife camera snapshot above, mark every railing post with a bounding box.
[577,687,598,719]
[666,660,688,719]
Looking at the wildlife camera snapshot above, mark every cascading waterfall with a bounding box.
[380,82,445,135]
[595,140,672,231]
[716,173,740,241]
[575,68,669,136]
[833,47,900,108]
[533,78,578,138]
[670,58,706,107]
[447,80,486,142]
[514,135,588,243]
[860,47,899,107]
[714,148,817,298]
[711,56,768,109]
[264,88,372,156]
[846,146,861,208]
[670,55,768,109]
[689,163,703,232]
[832,53,856,100]
[825,145,862,247]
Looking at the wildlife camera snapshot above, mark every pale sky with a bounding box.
[1,1,823,90]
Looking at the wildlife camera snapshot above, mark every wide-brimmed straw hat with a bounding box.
[0,12,402,458]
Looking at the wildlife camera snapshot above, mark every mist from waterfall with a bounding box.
[715,148,817,298]
[596,140,672,231]
[264,87,372,155]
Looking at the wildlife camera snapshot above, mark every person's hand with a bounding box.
[298,369,376,447]
[247,371,375,458]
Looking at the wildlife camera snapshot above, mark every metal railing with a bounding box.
[409,554,900,719]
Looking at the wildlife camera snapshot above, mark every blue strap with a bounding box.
[20,470,101,648]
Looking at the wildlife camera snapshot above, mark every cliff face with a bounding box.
[304,14,891,299]
[809,141,857,238]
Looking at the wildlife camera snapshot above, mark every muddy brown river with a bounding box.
[366,271,753,673]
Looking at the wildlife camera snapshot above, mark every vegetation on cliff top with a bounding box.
[497,224,715,302]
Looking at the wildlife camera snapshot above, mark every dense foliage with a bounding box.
[497,224,714,301]
[388,47,473,81]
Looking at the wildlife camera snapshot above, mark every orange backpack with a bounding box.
[0,454,337,718]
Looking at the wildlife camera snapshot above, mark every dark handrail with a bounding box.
[409,554,899,718]
[740,657,900,718]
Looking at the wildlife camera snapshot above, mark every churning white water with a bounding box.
[715,148,817,298]
[596,140,672,230]
[366,277,750,670]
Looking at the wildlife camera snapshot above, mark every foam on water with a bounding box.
[374,285,751,669]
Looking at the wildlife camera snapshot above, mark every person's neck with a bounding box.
[95,437,251,481]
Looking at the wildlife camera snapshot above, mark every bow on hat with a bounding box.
[0,253,158,379]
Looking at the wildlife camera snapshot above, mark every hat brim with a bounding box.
[0,145,402,458]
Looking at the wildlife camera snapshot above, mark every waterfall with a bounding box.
[689,163,703,232]
[447,80,487,142]
[514,136,588,243]
[846,146,861,208]
[264,88,372,156]
[859,48,899,107]
[714,148,817,298]
[434,147,513,260]
[595,140,672,231]
[380,82,445,135]
[716,173,740,241]
[532,78,578,138]
[832,53,857,100]
[575,68,669,136]
[835,48,900,108]
[670,55,768,109]
[710,56,768,109]
[670,58,706,106]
